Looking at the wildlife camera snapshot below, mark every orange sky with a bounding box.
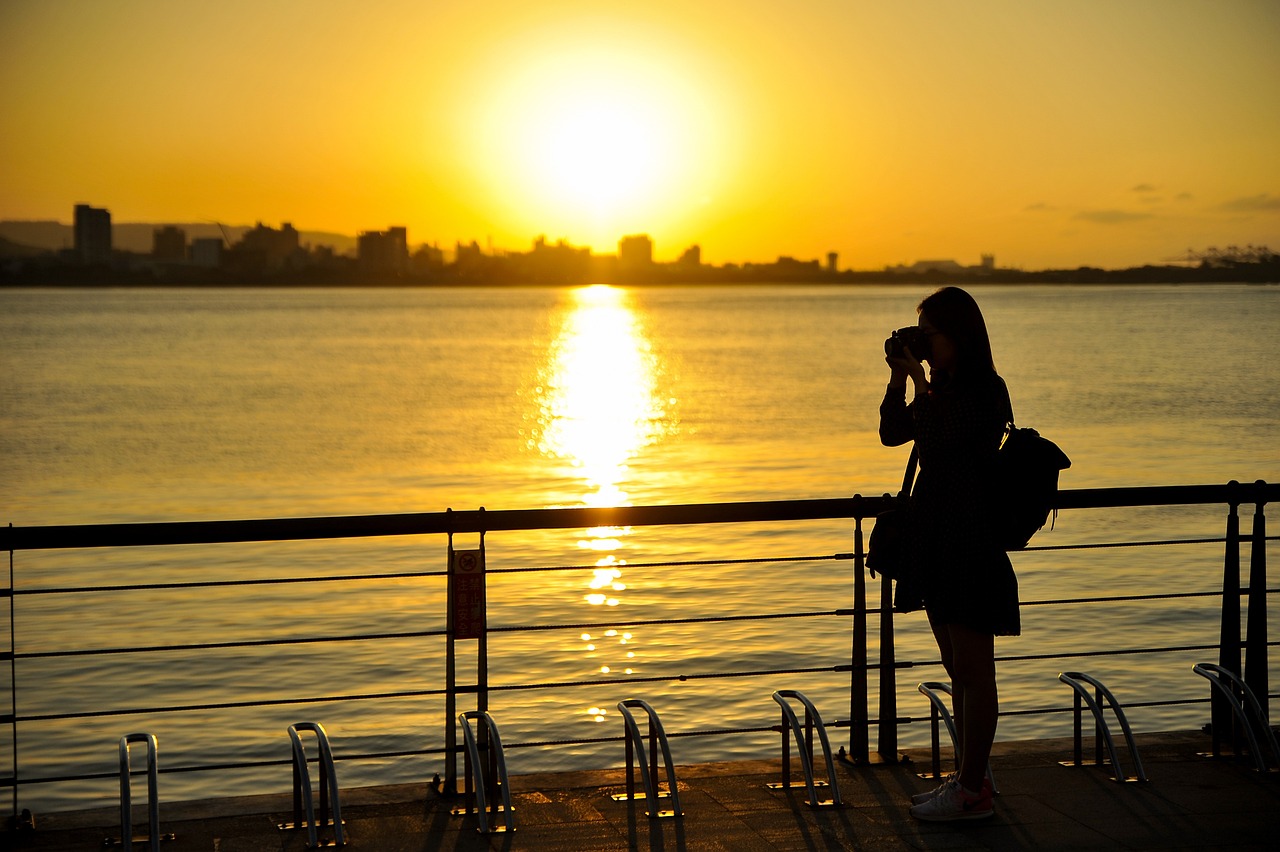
[2,0,1277,269]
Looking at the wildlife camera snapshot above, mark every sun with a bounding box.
[459,33,733,249]
[529,98,667,219]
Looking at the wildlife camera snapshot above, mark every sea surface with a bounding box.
[1,282,1277,814]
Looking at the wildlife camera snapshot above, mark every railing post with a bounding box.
[1244,484,1268,719]
[849,505,869,762]
[445,511,488,798]
[5,539,16,818]
[877,558,898,761]
[444,511,458,796]
[1215,488,1243,752]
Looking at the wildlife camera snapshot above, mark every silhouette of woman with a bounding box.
[878,286,1018,821]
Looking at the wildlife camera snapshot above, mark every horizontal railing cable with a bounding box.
[487,552,849,574]
[15,686,452,723]
[15,628,450,659]
[488,609,838,634]
[11,569,448,596]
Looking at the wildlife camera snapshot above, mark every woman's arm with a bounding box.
[879,382,915,447]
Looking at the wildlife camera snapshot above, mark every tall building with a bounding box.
[73,204,112,264]
[618,234,654,270]
[677,245,702,267]
[152,226,187,261]
[357,226,409,273]
[237,222,301,269]
[190,238,224,268]
[827,252,838,273]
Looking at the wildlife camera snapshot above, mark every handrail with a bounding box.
[3,482,1275,551]
[0,480,1273,816]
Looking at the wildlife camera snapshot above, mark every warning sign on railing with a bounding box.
[451,549,485,640]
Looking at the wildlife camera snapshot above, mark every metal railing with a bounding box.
[1,479,1274,816]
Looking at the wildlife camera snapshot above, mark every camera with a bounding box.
[884,326,932,362]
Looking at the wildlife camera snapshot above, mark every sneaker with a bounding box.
[910,773,990,805]
[910,774,957,805]
[909,781,993,821]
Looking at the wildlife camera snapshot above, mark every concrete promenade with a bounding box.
[7,730,1278,851]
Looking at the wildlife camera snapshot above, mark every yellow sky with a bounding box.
[2,0,1277,269]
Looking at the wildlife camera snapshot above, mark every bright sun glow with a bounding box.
[529,98,668,218]
[465,36,726,246]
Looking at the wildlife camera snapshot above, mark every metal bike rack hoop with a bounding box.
[768,690,842,807]
[280,722,346,847]
[614,698,683,818]
[111,733,174,850]
[1057,672,1148,783]
[457,710,515,833]
[1193,663,1280,773]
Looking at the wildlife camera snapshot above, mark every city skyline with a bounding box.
[4,204,1275,276]
[2,1,1278,270]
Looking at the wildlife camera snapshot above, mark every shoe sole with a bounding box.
[911,806,994,822]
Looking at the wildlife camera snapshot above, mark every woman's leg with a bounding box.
[945,622,997,793]
[927,609,963,770]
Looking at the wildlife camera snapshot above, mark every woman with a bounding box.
[878,286,1018,822]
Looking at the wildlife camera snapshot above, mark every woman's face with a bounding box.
[918,311,958,371]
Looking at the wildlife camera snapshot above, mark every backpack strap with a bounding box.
[900,445,919,498]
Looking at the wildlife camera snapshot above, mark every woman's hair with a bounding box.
[918,286,997,375]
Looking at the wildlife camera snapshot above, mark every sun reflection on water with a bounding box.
[536,284,671,507]
[533,285,674,723]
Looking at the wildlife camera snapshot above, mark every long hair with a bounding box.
[918,286,997,376]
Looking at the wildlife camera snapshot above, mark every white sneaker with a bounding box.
[909,781,994,821]
[910,774,957,805]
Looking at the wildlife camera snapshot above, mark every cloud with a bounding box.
[1073,209,1155,224]
[1219,193,1280,212]
[1023,202,1055,212]
[1130,183,1158,193]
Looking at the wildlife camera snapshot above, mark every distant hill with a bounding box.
[0,234,49,258]
[0,221,359,255]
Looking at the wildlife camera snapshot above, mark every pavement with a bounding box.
[5,730,1278,851]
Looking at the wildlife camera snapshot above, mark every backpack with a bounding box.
[993,423,1071,550]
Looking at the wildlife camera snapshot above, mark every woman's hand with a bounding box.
[886,347,928,394]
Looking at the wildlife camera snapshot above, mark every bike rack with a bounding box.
[613,698,683,818]
[456,710,515,833]
[767,690,842,807]
[1193,663,1280,773]
[1057,672,1148,783]
[278,722,346,847]
[109,733,173,850]
[916,682,998,792]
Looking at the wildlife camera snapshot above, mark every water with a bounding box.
[2,282,1277,813]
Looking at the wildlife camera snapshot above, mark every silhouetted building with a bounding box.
[827,252,838,273]
[236,221,301,269]
[677,245,702,267]
[190,238,223,268]
[357,226,409,273]
[980,254,995,271]
[890,259,967,275]
[619,234,653,270]
[152,226,187,261]
[73,204,111,264]
[411,243,445,274]
[520,236,591,282]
